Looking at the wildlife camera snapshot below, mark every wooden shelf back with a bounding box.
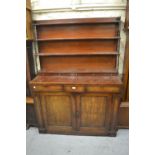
[34,17,120,74]
[40,55,117,73]
[37,24,119,40]
[38,40,117,54]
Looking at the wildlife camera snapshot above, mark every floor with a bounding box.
[26,128,129,155]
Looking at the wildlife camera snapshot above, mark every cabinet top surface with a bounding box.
[30,75,122,85]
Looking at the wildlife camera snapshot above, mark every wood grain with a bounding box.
[80,95,106,127]
[40,55,117,73]
[38,40,117,54]
[34,17,120,25]
[30,18,122,136]
[37,24,118,39]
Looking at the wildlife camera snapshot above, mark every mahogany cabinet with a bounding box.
[30,75,122,136]
[30,18,122,136]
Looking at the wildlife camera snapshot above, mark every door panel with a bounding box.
[40,93,76,133]
[78,94,112,134]
[46,96,71,126]
[81,96,106,127]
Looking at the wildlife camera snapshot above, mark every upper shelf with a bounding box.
[33,17,120,26]
[36,23,119,40]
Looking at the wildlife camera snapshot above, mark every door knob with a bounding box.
[72,86,76,90]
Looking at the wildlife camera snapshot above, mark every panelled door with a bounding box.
[39,92,112,135]
[76,93,112,135]
[40,92,76,133]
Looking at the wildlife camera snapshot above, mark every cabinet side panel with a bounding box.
[33,95,44,129]
[110,95,121,133]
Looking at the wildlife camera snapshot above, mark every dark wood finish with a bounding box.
[30,75,122,85]
[34,17,120,74]
[34,17,120,25]
[37,24,119,39]
[26,97,37,129]
[40,92,76,133]
[26,48,31,96]
[26,41,35,96]
[78,94,112,135]
[124,0,129,31]
[26,0,33,40]
[26,0,36,128]
[31,18,122,136]
[40,55,117,73]
[30,75,122,136]
[122,0,129,102]
[35,52,118,56]
[38,39,117,55]
[122,30,129,101]
[118,102,129,128]
[119,1,129,129]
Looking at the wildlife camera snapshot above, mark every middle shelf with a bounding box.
[34,51,119,56]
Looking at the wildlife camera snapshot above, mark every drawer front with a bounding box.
[86,86,120,93]
[32,85,63,92]
[64,85,85,92]
[31,85,120,93]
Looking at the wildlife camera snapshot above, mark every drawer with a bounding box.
[31,85,63,92]
[86,86,120,93]
[64,85,85,92]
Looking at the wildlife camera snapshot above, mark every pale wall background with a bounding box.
[31,0,127,74]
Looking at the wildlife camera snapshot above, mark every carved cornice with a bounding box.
[32,4,126,14]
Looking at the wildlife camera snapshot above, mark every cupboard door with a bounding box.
[77,94,112,135]
[40,92,76,134]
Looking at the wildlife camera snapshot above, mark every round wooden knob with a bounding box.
[72,86,76,90]
[33,86,36,89]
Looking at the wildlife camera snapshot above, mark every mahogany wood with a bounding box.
[30,75,122,136]
[118,1,129,129]
[31,18,122,136]
[37,24,119,39]
[40,55,116,73]
[26,97,37,129]
[34,17,120,25]
[118,102,129,128]
[38,40,117,54]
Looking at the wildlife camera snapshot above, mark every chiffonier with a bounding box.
[30,17,122,136]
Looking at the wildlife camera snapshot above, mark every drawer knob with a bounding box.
[33,86,36,89]
[72,86,76,90]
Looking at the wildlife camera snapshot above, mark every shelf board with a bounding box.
[39,69,118,74]
[36,37,120,42]
[33,18,120,26]
[34,51,119,56]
